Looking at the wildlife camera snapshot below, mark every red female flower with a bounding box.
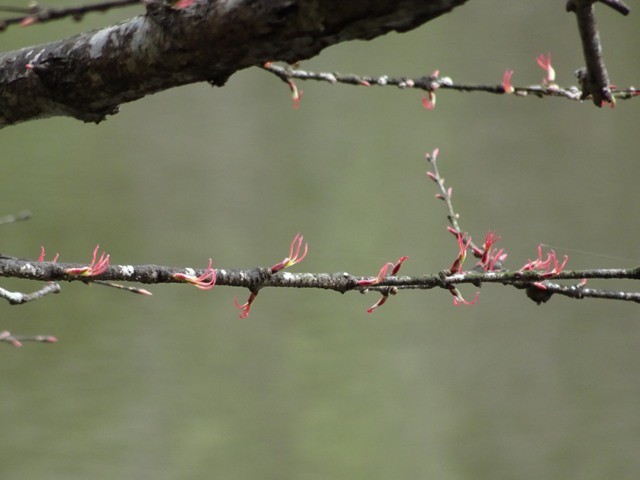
[288,80,303,109]
[519,245,567,276]
[38,246,59,263]
[234,292,257,319]
[502,69,515,94]
[65,245,110,277]
[172,258,217,290]
[536,53,556,86]
[449,286,479,306]
[449,231,471,274]
[173,0,195,8]
[357,256,408,286]
[366,294,388,314]
[478,230,507,271]
[271,233,308,273]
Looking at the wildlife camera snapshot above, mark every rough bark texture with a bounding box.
[0,0,468,127]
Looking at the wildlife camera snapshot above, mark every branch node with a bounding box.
[526,283,554,305]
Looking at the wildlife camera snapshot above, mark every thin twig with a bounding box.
[261,63,639,105]
[93,280,153,295]
[0,209,31,225]
[0,282,61,305]
[0,330,57,347]
[565,0,630,106]
[598,0,630,16]
[0,0,140,31]
[0,5,37,14]
[425,149,484,257]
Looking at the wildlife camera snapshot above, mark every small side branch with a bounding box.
[597,0,630,16]
[0,330,57,347]
[0,282,61,305]
[528,280,640,304]
[261,63,639,105]
[0,209,31,225]
[0,0,140,30]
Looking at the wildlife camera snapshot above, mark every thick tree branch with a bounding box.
[0,0,467,127]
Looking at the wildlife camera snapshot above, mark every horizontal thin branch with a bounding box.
[1,256,639,303]
[0,209,31,225]
[529,280,640,303]
[597,0,630,15]
[0,282,61,305]
[0,330,57,347]
[262,63,640,104]
[0,0,140,30]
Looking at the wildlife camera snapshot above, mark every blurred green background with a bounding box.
[1,1,640,478]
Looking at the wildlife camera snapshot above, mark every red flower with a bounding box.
[172,258,217,290]
[234,292,257,319]
[358,257,406,313]
[0,331,22,347]
[536,53,556,86]
[358,256,408,286]
[271,233,308,273]
[477,230,506,271]
[449,231,471,274]
[502,69,515,94]
[38,246,59,263]
[65,245,110,277]
[449,286,479,306]
[421,92,436,110]
[20,17,37,27]
[173,0,195,9]
[425,148,439,163]
[519,245,567,278]
[366,294,388,313]
[288,80,303,109]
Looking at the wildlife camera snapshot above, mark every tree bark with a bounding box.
[0,0,468,127]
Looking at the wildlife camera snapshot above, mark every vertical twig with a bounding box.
[566,0,630,106]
